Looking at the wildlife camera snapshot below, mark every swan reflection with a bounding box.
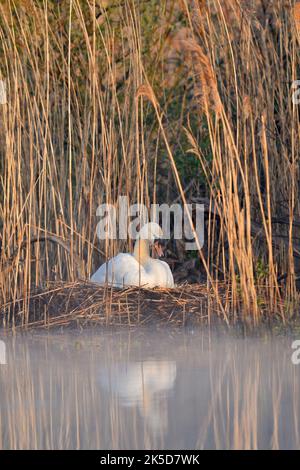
[100,360,177,433]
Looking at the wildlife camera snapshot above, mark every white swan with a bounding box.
[91,222,174,288]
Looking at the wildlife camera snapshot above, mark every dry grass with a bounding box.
[1,281,224,330]
[0,0,300,328]
[0,280,286,331]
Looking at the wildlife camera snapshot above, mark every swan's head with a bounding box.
[139,222,163,241]
[138,222,166,258]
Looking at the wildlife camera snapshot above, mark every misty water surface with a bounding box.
[0,327,299,449]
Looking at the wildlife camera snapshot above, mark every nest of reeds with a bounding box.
[0,281,231,330]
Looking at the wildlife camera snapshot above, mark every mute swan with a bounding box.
[91,222,174,288]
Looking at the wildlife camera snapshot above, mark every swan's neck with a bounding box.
[133,239,150,266]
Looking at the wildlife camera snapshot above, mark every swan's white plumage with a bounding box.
[124,258,174,288]
[90,222,175,288]
[144,259,174,288]
[90,253,141,287]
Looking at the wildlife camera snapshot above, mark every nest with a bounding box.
[1,281,231,330]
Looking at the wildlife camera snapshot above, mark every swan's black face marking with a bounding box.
[153,238,167,258]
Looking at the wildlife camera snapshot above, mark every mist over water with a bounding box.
[0,328,299,449]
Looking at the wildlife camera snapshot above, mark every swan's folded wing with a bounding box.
[123,262,148,287]
[158,260,175,288]
[91,253,140,287]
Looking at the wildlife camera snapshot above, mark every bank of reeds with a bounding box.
[0,0,300,328]
[1,280,286,331]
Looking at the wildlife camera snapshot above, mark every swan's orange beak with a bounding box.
[153,239,165,258]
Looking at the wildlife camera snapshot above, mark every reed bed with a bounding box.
[0,0,300,328]
[0,280,287,331]
[1,281,224,330]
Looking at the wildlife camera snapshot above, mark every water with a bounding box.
[0,327,300,449]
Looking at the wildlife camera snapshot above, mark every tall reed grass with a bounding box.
[0,0,299,325]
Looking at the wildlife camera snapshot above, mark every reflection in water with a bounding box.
[0,328,300,449]
[100,361,176,433]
